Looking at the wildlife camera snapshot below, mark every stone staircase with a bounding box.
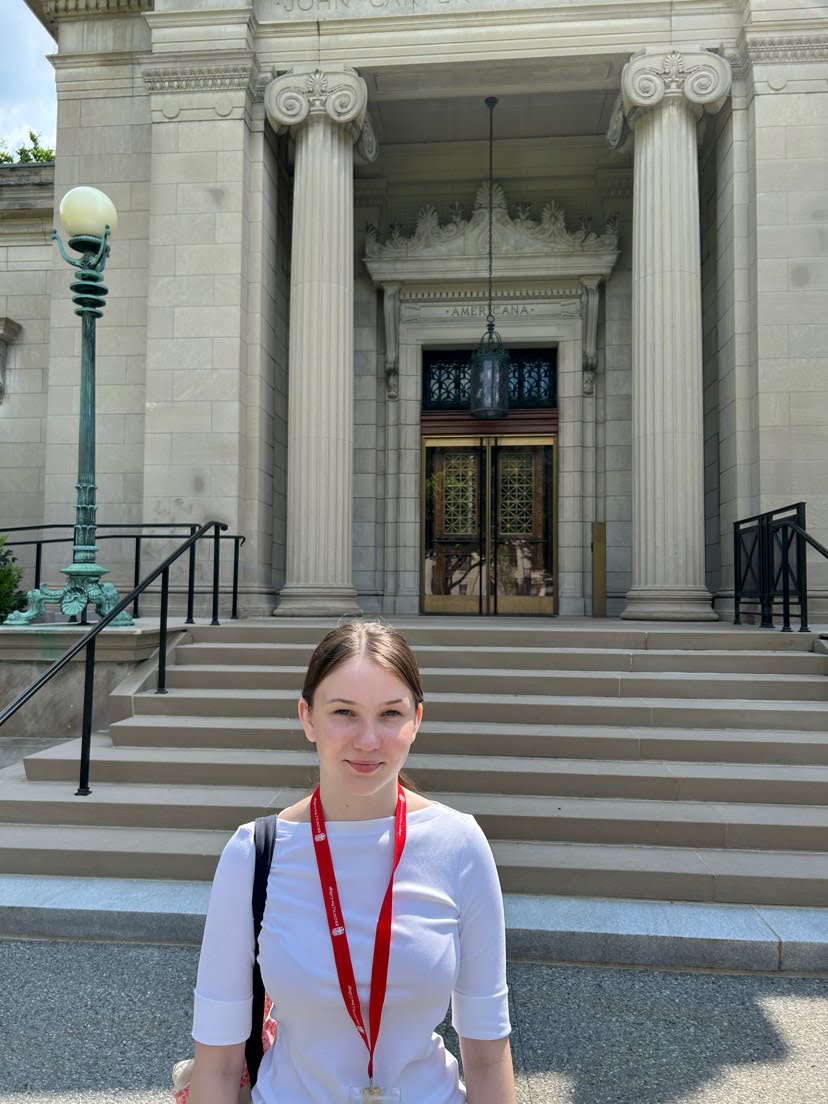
[1,619,828,906]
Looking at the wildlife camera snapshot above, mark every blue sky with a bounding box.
[0,1,56,155]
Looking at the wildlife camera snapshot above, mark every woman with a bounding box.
[187,620,515,1103]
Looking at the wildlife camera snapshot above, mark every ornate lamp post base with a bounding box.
[5,563,133,626]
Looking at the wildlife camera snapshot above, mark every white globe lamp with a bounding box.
[59,186,118,240]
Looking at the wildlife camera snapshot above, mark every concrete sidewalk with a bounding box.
[0,937,826,1104]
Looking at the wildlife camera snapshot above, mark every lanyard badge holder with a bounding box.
[311,785,407,1104]
[348,1088,401,1102]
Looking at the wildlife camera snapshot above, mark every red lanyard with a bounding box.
[310,784,407,1084]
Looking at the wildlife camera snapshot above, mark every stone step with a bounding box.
[129,687,828,731]
[0,820,824,905]
[488,841,828,907]
[1,877,824,971]
[2,777,827,851]
[23,740,828,805]
[163,663,828,702]
[109,714,828,766]
[5,617,826,913]
[186,620,819,652]
[176,642,828,676]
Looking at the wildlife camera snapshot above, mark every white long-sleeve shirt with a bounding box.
[193,802,511,1103]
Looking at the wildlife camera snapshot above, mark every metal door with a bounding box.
[422,436,556,614]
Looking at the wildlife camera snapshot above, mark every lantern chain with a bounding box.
[485,95,497,328]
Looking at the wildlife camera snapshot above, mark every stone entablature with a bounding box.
[258,0,608,20]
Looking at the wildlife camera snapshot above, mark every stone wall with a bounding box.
[602,228,633,615]
[751,63,828,605]
[265,131,291,596]
[238,118,289,610]
[353,184,385,610]
[700,116,722,598]
[0,165,53,581]
[353,265,383,612]
[0,625,167,740]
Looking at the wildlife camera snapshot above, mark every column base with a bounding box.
[273,584,362,618]
[621,586,719,622]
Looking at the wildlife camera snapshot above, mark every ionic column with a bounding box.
[266,67,375,615]
[611,48,731,620]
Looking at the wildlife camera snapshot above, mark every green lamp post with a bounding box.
[5,186,133,626]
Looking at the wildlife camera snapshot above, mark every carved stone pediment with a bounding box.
[365,182,619,285]
[366,184,621,400]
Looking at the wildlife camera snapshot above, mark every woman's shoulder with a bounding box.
[414,798,488,844]
[404,788,434,813]
[277,796,312,823]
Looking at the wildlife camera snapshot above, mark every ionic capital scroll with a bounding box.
[265,66,369,142]
[621,47,732,126]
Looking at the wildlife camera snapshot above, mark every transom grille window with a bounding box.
[423,347,557,411]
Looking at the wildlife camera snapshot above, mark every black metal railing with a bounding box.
[0,521,232,795]
[1,522,245,622]
[734,502,828,631]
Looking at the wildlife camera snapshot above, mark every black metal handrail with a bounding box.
[1,522,246,621]
[734,502,828,631]
[0,521,229,795]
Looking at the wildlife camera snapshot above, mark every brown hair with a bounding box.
[302,620,423,791]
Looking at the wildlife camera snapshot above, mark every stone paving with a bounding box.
[0,938,826,1103]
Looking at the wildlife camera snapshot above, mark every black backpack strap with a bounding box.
[245,814,278,1088]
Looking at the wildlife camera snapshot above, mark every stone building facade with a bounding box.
[1,0,827,620]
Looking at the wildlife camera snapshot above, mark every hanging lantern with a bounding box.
[470,96,510,420]
[470,320,510,419]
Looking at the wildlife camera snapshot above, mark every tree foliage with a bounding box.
[0,537,26,622]
[0,131,55,165]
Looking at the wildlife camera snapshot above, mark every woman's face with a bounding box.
[298,656,423,814]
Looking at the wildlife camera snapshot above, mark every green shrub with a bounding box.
[0,536,26,621]
[0,131,54,165]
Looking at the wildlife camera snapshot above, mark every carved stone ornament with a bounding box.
[265,67,368,141]
[382,283,401,400]
[143,64,255,95]
[0,318,22,404]
[621,47,732,121]
[44,0,152,15]
[367,182,619,267]
[580,280,600,396]
[746,32,828,64]
[606,94,631,153]
[355,113,380,164]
